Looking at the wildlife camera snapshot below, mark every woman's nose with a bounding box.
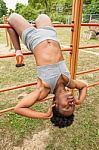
[66,92,72,96]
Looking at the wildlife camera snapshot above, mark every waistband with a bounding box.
[37,60,65,69]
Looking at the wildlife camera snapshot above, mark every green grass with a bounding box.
[0,27,99,150]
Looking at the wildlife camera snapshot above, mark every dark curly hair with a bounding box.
[50,106,74,128]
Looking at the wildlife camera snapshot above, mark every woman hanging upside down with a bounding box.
[7,13,87,128]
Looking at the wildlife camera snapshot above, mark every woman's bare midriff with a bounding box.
[33,40,64,66]
[32,39,69,88]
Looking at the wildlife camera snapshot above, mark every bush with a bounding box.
[51,14,67,24]
[0,17,3,24]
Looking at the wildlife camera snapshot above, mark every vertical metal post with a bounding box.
[69,0,76,72]
[3,15,13,49]
[70,0,83,79]
[3,15,9,47]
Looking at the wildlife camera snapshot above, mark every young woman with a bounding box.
[7,13,87,127]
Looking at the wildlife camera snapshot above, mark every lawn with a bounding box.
[0,27,99,150]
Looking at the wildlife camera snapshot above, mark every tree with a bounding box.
[8,9,14,15]
[15,3,25,14]
[83,0,92,4]
[14,0,98,23]
[84,0,99,14]
[15,3,38,20]
[0,0,7,17]
[28,0,53,14]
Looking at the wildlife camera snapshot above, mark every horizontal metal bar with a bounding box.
[0,23,74,28]
[79,45,99,49]
[0,23,99,29]
[88,82,99,88]
[0,47,72,58]
[0,82,37,92]
[76,68,99,75]
[0,82,99,114]
[0,95,54,114]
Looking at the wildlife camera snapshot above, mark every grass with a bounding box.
[0,27,99,150]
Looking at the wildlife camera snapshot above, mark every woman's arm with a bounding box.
[67,79,88,105]
[14,86,51,119]
[14,106,53,119]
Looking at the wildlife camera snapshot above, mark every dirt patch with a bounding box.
[95,104,99,123]
[13,129,50,150]
[81,49,99,56]
[0,129,13,150]
[0,129,50,150]
[0,44,14,54]
[0,43,26,54]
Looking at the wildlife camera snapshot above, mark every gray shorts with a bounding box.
[37,60,71,93]
[21,26,58,52]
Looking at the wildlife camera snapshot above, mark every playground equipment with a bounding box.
[0,0,99,114]
[3,15,13,49]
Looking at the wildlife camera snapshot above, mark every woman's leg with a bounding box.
[7,28,21,51]
[7,27,24,67]
[7,13,32,67]
[8,13,32,38]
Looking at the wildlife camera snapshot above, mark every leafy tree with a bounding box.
[0,0,7,17]
[14,0,99,23]
[14,0,73,22]
[8,9,14,15]
[84,0,99,14]
[15,3,25,14]
[83,0,92,4]
[28,0,53,14]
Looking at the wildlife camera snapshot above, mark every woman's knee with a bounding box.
[35,14,51,23]
[38,14,49,19]
[8,13,20,24]
[35,14,52,27]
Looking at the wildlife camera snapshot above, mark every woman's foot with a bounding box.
[15,50,25,67]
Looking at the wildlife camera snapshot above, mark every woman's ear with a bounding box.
[55,103,58,108]
[54,101,58,108]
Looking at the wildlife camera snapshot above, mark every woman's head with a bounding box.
[50,106,74,128]
[55,90,75,117]
[51,89,75,128]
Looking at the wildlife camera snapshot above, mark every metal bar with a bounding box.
[0,95,54,114]
[0,52,32,58]
[1,82,99,115]
[88,82,99,88]
[0,82,37,92]
[1,44,99,59]
[0,24,12,28]
[0,107,15,114]
[1,23,99,29]
[53,24,74,27]
[0,23,74,28]
[76,68,99,75]
[81,23,99,27]
[79,45,99,49]
[1,66,99,92]
[69,0,76,71]
[0,47,72,59]
[70,0,83,79]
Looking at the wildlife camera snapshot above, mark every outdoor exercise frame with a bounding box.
[0,0,99,114]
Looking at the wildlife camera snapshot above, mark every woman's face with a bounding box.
[55,91,75,116]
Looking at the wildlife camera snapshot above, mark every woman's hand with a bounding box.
[75,99,82,105]
[64,89,84,106]
[47,104,55,118]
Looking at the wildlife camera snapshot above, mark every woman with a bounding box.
[7,13,87,127]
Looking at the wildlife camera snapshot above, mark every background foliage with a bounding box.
[0,0,99,23]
